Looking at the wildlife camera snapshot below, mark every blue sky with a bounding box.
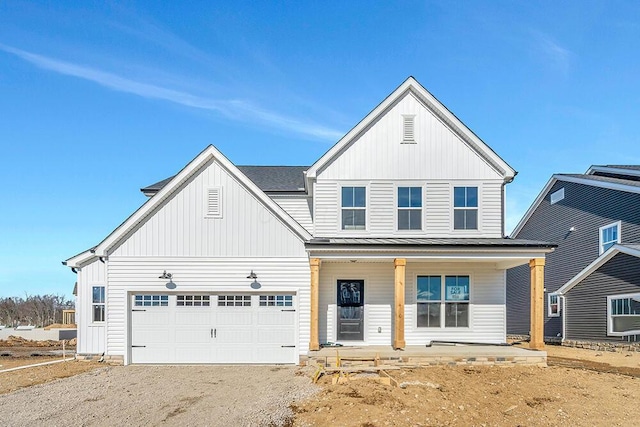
[1,1,639,298]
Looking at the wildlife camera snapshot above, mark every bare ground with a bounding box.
[1,340,639,426]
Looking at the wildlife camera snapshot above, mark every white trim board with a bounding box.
[511,175,640,237]
[65,145,312,268]
[305,77,515,184]
[556,244,640,295]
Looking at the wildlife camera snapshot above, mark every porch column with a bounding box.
[529,258,546,350]
[393,258,406,349]
[309,258,321,351]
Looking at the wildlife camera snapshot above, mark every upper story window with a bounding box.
[608,294,640,336]
[453,186,478,230]
[398,186,422,230]
[550,187,565,204]
[92,286,105,322]
[599,221,621,254]
[341,186,366,230]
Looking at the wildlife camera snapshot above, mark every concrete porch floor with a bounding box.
[306,344,547,367]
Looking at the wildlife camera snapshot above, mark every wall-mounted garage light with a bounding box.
[159,271,176,289]
[247,270,261,289]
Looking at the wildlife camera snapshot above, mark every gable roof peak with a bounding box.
[305,76,515,183]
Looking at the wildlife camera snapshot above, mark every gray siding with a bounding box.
[565,253,640,342]
[507,180,640,336]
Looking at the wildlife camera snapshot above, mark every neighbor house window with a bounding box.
[608,294,640,336]
[398,187,422,230]
[417,275,470,328]
[599,221,621,254]
[453,187,478,230]
[550,187,565,204]
[92,286,105,322]
[341,186,366,230]
[548,293,560,317]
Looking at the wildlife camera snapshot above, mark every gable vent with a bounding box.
[206,187,222,218]
[402,115,416,143]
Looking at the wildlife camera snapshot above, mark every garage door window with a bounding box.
[259,295,293,307]
[177,295,210,306]
[218,295,251,307]
[134,295,169,307]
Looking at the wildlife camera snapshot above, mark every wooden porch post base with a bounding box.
[393,258,406,349]
[529,258,546,350]
[309,258,321,351]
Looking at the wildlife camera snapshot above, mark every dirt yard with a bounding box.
[1,337,639,426]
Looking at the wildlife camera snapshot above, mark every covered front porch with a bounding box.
[306,238,555,355]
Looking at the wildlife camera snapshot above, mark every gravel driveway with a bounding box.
[0,365,318,426]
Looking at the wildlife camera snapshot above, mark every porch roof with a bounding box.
[305,238,555,268]
[307,237,555,247]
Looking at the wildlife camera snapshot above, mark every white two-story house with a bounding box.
[64,77,554,364]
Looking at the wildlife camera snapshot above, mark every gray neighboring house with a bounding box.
[507,165,640,344]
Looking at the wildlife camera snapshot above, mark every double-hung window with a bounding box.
[453,187,478,230]
[398,187,422,230]
[548,293,560,317]
[92,286,105,322]
[417,275,470,328]
[608,294,640,336]
[599,221,621,254]
[341,186,366,230]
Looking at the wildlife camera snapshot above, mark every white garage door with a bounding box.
[130,293,297,364]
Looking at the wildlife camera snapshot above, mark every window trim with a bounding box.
[416,274,472,329]
[607,293,640,337]
[396,184,424,232]
[91,285,106,323]
[547,293,560,317]
[599,221,621,255]
[340,184,368,232]
[452,185,480,231]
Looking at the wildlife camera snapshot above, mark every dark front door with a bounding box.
[337,280,364,341]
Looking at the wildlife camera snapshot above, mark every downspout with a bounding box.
[561,295,566,343]
[501,173,516,237]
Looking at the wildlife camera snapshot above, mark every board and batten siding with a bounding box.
[313,180,503,237]
[76,259,106,355]
[317,261,506,346]
[507,180,640,337]
[565,253,640,342]
[111,158,306,258]
[270,195,313,232]
[105,257,311,360]
[317,91,502,181]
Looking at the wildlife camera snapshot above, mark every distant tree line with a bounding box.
[0,294,75,327]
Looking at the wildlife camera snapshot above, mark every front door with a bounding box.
[337,280,364,341]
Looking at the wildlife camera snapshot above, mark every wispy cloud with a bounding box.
[0,44,344,141]
[530,31,573,74]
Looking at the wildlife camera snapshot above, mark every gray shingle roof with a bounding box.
[558,173,640,188]
[600,165,640,171]
[141,165,309,195]
[307,237,556,248]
